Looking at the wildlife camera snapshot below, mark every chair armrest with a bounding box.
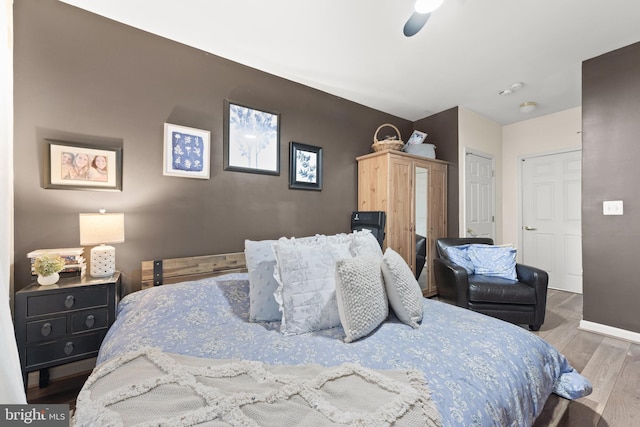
[516,263,549,305]
[516,263,549,327]
[433,258,470,307]
[516,264,548,289]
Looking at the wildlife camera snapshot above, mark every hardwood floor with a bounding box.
[26,369,90,411]
[533,289,640,427]
[26,289,639,426]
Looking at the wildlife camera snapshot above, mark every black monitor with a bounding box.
[350,211,386,247]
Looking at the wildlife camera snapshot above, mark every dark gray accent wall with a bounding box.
[13,0,413,294]
[582,41,640,333]
[413,107,459,237]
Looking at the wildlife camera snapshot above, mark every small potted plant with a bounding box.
[33,254,66,286]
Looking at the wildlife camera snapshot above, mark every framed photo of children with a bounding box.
[44,140,123,191]
[289,142,322,191]
[163,123,211,179]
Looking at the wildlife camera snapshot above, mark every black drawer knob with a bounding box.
[64,342,74,355]
[64,295,75,309]
[85,315,95,328]
[40,323,52,337]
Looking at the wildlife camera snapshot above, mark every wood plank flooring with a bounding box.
[27,289,639,426]
[534,289,640,427]
[26,370,90,411]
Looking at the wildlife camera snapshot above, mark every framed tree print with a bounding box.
[289,142,322,191]
[223,100,280,175]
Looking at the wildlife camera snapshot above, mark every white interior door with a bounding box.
[465,152,495,239]
[521,150,582,293]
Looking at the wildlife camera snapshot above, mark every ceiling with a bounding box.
[59,0,640,125]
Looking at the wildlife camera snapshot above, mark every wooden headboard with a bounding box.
[141,252,246,289]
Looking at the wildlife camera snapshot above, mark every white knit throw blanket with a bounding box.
[73,347,442,426]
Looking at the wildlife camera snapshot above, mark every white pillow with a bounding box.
[316,230,382,259]
[276,234,324,246]
[273,241,352,335]
[246,235,321,322]
[245,239,280,322]
[380,248,423,329]
[350,229,383,259]
[336,256,388,343]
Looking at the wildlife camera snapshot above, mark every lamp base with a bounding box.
[90,245,116,277]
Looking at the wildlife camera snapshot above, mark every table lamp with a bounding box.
[79,210,125,277]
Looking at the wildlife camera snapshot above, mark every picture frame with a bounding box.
[223,100,280,175]
[44,140,123,191]
[407,130,428,145]
[289,142,322,191]
[163,123,211,179]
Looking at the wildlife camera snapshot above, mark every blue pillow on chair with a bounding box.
[467,244,517,281]
[444,245,475,275]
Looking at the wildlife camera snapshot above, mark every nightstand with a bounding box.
[14,272,120,388]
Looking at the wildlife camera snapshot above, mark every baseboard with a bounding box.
[579,320,640,344]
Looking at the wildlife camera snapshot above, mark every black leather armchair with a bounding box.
[433,238,548,331]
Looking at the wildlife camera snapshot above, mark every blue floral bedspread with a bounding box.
[98,273,591,426]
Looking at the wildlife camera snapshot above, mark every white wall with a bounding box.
[1,0,27,404]
[501,107,582,254]
[458,107,502,240]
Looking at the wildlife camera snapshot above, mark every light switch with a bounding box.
[603,200,623,215]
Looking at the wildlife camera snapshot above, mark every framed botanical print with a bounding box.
[289,142,322,191]
[163,123,211,179]
[223,100,280,175]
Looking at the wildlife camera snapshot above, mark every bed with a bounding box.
[73,233,592,426]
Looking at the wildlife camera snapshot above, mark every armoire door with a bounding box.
[388,156,414,270]
[426,163,447,296]
[414,165,429,291]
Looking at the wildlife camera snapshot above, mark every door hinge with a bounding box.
[492,216,495,222]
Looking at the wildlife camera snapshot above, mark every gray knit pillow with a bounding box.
[381,248,423,328]
[335,256,389,343]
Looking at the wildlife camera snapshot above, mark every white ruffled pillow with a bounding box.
[246,235,321,322]
[335,256,388,343]
[350,229,383,259]
[273,240,352,335]
[380,248,423,328]
[315,230,382,259]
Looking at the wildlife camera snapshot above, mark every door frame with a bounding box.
[463,148,496,240]
[518,146,582,264]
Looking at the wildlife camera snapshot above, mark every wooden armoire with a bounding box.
[356,149,447,297]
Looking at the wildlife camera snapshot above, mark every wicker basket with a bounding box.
[371,123,404,152]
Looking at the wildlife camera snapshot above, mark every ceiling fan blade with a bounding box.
[403,12,431,37]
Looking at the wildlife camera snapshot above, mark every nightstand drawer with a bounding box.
[26,331,107,367]
[71,309,108,333]
[26,317,66,343]
[27,286,109,316]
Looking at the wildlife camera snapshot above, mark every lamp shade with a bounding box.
[79,213,125,245]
